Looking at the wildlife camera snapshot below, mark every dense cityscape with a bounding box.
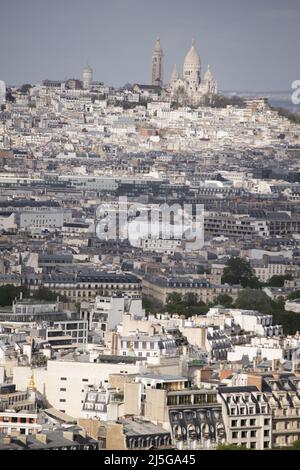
[1,2,300,454]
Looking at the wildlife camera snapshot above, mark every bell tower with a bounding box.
[151,37,164,87]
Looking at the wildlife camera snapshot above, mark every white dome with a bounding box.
[184,40,201,68]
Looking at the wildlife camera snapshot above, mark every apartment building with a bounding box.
[218,386,272,450]
[13,357,143,418]
[142,274,240,305]
[43,271,142,302]
[143,386,225,449]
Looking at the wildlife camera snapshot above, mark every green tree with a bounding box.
[235,289,272,312]
[217,443,248,450]
[183,293,198,306]
[167,292,182,304]
[32,287,68,302]
[273,107,300,124]
[222,257,260,288]
[267,275,293,288]
[0,285,29,307]
[208,94,246,109]
[142,297,160,315]
[20,83,32,94]
[288,290,300,301]
[214,294,233,308]
[292,440,300,450]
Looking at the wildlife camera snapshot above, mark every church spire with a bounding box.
[151,36,164,87]
[171,64,179,81]
[204,64,212,81]
[154,36,162,52]
[29,370,36,391]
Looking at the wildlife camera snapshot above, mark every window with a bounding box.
[264,430,270,437]
[241,431,247,438]
[231,420,238,428]
[250,430,257,438]
[60,377,67,381]
[59,399,66,403]
[250,419,256,426]
[264,418,270,426]
[264,442,270,449]
[60,388,66,392]
[232,432,238,439]
[82,379,88,382]
[241,420,247,427]
[194,394,206,405]
[250,443,256,449]
[167,396,178,406]
[178,395,192,405]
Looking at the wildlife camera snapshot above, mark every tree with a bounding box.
[32,287,68,302]
[217,443,248,450]
[142,297,160,315]
[288,290,300,301]
[272,309,300,336]
[183,293,198,306]
[267,275,293,288]
[0,285,29,307]
[20,83,32,94]
[222,257,260,288]
[167,292,182,304]
[273,106,300,124]
[214,294,233,308]
[292,440,300,450]
[208,94,246,109]
[5,91,16,103]
[235,289,272,312]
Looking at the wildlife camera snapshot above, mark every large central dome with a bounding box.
[184,39,201,69]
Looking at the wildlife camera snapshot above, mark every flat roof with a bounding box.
[44,408,76,423]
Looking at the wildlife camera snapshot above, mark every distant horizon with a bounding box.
[4,80,296,96]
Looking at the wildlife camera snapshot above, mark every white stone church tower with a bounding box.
[151,37,164,87]
[170,40,218,105]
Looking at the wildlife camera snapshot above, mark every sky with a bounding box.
[0,0,299,91]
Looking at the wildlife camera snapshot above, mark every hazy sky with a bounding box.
[1,0,299,91]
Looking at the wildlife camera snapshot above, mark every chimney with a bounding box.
[198,368,213,382]
[272,359,280,372]
[247,374,263,391]
[220,369,234,381]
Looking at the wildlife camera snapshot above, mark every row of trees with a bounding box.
[221,257,293,289]
[161,288,300,335]
[140,257,300,334]
[0,285,67,307]
[218,440,300,450]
